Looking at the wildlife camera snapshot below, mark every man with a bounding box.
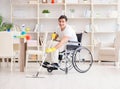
[44,15,78,68]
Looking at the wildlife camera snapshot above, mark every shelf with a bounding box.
[92,17,117,20]
[39,3,64,6]
[12,17,38,20]
[66,3,91,5]
[39,17,58,19]
[68,17,91,20]
[27,32,37,34]
[92,3,118,6]
[94,32,115,34]
[12,3,37,6]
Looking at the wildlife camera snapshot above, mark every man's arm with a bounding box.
[54,36,70,49]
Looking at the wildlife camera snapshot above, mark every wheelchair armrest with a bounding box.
[68,41,81,45]
[55,40,81,45]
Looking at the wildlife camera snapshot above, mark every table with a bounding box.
[19,38,26,72]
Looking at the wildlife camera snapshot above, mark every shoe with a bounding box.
[42,61,50,68]
[47,63,59,70]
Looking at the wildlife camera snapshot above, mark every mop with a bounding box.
[26,28,54,78]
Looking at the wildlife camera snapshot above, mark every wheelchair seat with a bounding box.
[66,45,79,50]
[66,33,83,50]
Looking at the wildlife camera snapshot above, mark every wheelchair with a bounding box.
[46,33,93,74]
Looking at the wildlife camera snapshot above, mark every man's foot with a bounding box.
[42,61,50,68]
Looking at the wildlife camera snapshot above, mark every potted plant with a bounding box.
[0,15,13,32]
[42,9,50,17]
[0,15,3,31]
[83,0,88,3]
[0,15,2,26]
[2,23,13,31]
[69,9,75,18]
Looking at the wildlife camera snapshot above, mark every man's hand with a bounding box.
[46,47,56,53]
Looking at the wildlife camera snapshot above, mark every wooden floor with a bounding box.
[0,62,120,89]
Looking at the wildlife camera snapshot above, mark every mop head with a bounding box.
[26,74,47,78]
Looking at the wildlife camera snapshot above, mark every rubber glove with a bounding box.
[51,32,57,40]
[46,47,56,53]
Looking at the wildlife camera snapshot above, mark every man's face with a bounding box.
[58,18,67,30]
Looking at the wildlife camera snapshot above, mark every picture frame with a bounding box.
[42,0,47,3]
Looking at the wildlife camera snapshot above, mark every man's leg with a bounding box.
[51,41,66,68]
[45,40,65,68]
[51,41,59,63]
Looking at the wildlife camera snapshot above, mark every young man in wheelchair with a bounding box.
[43,15,78,69]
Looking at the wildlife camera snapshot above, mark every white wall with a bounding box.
[0,0,11,22]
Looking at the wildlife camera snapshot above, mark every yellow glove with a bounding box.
[51,32,57,40]
[46,47,56,53]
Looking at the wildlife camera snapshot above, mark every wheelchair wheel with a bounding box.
[72,46,93,73]
[59,53,73,71]
[47,67,53,73]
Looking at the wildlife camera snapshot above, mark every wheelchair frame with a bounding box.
[47,33,93,74]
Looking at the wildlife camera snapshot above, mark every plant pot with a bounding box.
[7,29,10,32]
[44,13,49,17]
[83,0,88,3]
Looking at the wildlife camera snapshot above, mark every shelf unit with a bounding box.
[10,0,120,61]
[92,0,119,60]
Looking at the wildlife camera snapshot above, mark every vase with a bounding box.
[7,29,10,32]
[44,13,49,17]
[51,0,55,3]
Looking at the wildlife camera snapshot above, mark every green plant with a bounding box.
[69,9,75,13]
[42,9,50,14]
[0,16,2,25]
[0,16,3,31]
[0,15,13,31]
[83,0,88,1]
[2,23,13,30]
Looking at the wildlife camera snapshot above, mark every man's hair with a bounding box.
[58,15,68,21]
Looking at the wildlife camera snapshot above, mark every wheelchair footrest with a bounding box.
[47,66,58,73]
[48,67,58,70]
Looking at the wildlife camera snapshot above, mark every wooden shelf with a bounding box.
[66,3,91,5]
[92,17,117,19]
[92,3,118,6]
[12,17,38,20]
[39,17,58,19]
[68,17,91,20]
[94,32,116,34]
[12,3,37,6]
[27,32,37,34]
[39,3,64,6]
[39,17,93,20]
